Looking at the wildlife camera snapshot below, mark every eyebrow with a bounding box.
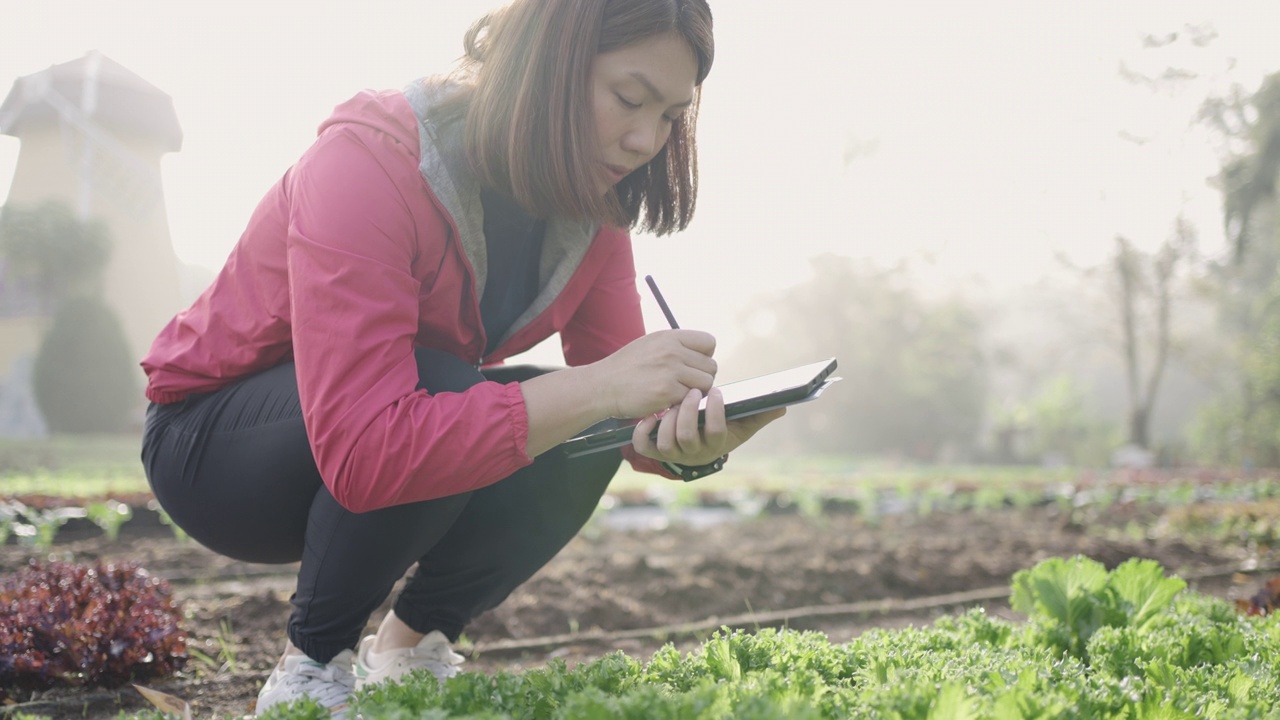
[628,71,693,108]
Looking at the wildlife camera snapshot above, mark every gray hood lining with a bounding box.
[402,78,599,352]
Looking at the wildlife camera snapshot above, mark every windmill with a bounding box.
[0,51,186,433]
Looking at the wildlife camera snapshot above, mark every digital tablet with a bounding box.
[559,357,839,458]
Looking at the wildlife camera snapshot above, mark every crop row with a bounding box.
[6,471,1280,550]
[230,556,1280,719]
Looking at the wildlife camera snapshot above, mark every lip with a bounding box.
[603,164,633,184]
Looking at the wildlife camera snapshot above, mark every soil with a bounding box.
[2,497,1275,719]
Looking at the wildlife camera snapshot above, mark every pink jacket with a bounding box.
[142,82,668,512]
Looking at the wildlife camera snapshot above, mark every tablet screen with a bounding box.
[712,359,838,411]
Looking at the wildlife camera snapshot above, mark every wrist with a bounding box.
[578,360,621,419]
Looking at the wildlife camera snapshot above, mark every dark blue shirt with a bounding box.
[479,187,545,355]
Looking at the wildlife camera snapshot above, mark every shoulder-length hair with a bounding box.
[443,0,714,235]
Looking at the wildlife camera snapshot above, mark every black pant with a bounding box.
[141,349,621,662]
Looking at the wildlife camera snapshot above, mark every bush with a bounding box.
[0,561,187,702]
[32,295,139,433]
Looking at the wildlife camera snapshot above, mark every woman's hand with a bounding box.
[591,329,719,420]
[631,387,786,467]
[520,329,717,459]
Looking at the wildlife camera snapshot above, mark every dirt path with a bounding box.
[2,501,1271,719]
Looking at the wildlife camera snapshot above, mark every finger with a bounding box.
[632,414,660,457]
[674,388,704,454]
[727,407,787,442]
[675,366,716,394]
[747,406,787,427]
[677,348,717,377]
[655,402,682,457]
[701,388,728,449]
[672,329,716,356]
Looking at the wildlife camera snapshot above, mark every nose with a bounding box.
[620,118,668,161]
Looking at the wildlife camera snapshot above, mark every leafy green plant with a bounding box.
[85,498,133,542]
[148,499,189,542]
[0,499,24,544]
[236,555,1280,719]
[1010,555,1186,660]
[10,505,87,550]
[188,618,239,673]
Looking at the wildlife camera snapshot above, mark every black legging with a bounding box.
[141,348,621,663]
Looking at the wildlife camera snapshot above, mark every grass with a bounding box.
[0,433,149,498]
[1,433,1268,505]
[606,451,1082,496]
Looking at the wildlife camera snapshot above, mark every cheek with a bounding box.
[658,123,675,151]
[590,92,614,143]
[592,111,620,148]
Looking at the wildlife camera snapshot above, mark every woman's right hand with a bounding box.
[592,329,718,419]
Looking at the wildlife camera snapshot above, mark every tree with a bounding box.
[0,199,137,434]
[1112,221,1193,449]
[31,295,138,433]
[1201,73,1280,259]
[1190,71,1280,466]
[1024,375,1115,467]
[727,255,987,460]
[0,199,111,315]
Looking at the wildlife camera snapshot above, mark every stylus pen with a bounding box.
[645,275,680,329]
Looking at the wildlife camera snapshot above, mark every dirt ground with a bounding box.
[2,497,1273,719]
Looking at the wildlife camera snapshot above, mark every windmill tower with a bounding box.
[0,51,185,375]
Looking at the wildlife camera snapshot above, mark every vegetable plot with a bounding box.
[253,557,1280,720]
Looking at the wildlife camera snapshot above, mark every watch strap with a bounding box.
[660,455,727,482]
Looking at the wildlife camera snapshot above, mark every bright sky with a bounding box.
[2,0,1279,353]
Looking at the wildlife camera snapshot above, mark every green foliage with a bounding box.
[85,499,133,541]
[1206,72,1280,257]
[729,256,987,459]
[1019,375,1117,466]
[1010,556,1186,660]
[0,434,146,485]
[32,295,139,433]
[0,199,111,312]
[1191,70,1280,467]
[0,500,87,550]
[1190,270,1280,467]
[312,562,1280,720]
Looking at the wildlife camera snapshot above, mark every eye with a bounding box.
[616,94,641,110]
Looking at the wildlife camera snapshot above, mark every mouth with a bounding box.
[603,164,633,185]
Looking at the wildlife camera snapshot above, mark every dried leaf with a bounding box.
[134,684,193,719]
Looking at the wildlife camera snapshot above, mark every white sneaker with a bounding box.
[354,630,465,689]
[256,649,356,717]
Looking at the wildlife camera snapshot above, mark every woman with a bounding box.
[140,0,782,714]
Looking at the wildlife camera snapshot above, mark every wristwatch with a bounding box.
[661,455,727,482]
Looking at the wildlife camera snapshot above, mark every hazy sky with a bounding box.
[3,0,1279,357]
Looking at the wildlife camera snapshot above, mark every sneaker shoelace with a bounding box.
[294,659,356,708]
[399,641,464,676]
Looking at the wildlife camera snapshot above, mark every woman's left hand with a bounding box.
[631,387,786,467]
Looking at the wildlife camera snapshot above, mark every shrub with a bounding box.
[0,561,187,702]
[32,295,139,433]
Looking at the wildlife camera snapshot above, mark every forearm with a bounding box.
[519,364,615,458]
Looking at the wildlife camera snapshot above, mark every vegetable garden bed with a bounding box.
[3,465,1280,717]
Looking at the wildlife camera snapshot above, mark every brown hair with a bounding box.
[445,0,714,235]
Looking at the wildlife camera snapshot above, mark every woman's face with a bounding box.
[589,31,698,194]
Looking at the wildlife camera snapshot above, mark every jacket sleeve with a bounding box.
[560,232,677,479]
[286,122,533,513]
